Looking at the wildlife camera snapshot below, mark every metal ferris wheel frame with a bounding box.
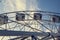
[0,10,60,40]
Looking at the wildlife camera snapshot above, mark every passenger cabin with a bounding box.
[34,13,42,20]
[52,15,60,23]
[0,14,8,24]
[16,13,25,21]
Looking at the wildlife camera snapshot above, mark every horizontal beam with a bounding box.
[0,30,49,36]
[2,10,60,14]
[0,30,60,39]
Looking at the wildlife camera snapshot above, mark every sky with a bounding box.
[0,0,60,13]
[38,0,60,13]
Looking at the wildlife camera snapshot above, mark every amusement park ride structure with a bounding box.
[0,0,60,40]
[0,10,60,40]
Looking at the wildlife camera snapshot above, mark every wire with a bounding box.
[27,14,55,40]
[40,32,50,40]
[27,14,52,32]
[21,37,29,40]
[7,17,45,32]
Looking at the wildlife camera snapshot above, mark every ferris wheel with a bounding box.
[0,0,60,40]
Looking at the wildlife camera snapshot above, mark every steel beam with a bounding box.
[0,30,60,39]
[0,30,49,36]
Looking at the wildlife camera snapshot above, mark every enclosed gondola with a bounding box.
[0,14,8,25]
[52,15,60,23]
[34,13,42,20]
[16,13,25,21]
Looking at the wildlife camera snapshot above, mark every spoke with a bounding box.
[19,25,25,31]
[5,24,7,30]
[9,19,43,32]
[12,23,18,30]
[54,23,58,32]
[27,14,52,32]
[27,14,56,40]
[8,23,17,29]
[7,23,11,29]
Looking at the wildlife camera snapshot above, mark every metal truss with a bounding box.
[0,10,60,40]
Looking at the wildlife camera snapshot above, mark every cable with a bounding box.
[21,37,29,40]
[27,14,55,40]
[9,36,29,40]
[27,14,52,32]
[9,19,43,32]
[40,32,50,40]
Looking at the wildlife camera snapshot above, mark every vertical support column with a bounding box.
[31,35,37,40]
